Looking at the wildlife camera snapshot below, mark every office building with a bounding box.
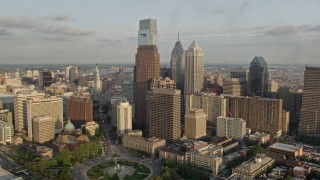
[65,65,71,82]
[170,32,184,90]
[249,56,269,97]
[122,130,166,156]
[0,109,13,125]
[69,66,81,84]
[268,80,279,93]
[138,19,158,46]
[26,96,63,140]
[0,120,13,145]
[111,96,127,126]
[232,154,275,178]
[185,108,206,139]
[14,90,45,132]
[299,67,320,136]
[32,116,55,143]
[249,132,271,144]
[42,69,53,87]
[223,78,246,96]
[146,77,181,140]
[185,145,223,175]
[68,93,93,127]
[117,101,132,135]
[269,143,303,159]
[134,19,160,129]
[160,67,170,78]
[216,116,246,140]
[121,81,134,103]
[94,63,101,92]
[231,67,249,80]
[184,41,204,95]
[186,93,226,125]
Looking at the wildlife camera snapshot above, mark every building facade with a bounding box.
[146,77,181,140]
[249,56,269,97]
[0,120,13,145]
[216,116,246,140]
[184,108,206,139]
[117,101,132,135]
[32,116,55,143]
[68,93,93,127]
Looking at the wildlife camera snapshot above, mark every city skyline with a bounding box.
[1,0,320,64]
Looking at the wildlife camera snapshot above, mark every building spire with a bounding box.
[178,29,180,41]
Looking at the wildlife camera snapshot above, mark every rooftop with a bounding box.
[269,143,302,152]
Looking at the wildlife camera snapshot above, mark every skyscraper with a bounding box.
[138,19,158,46]
[94,63,101,92]
[134,19,160,129]
[42,69,53,88]
[146,77,181,141]
[299,67,320,136]
[184,41,204,96]
[117,101,132,135]
[170,31,184,90]
[184,108,207,139]
[68,93,93,127]
[249,56,269,97]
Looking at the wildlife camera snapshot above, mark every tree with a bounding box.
[57,150,71,166]
[160,167,179,180]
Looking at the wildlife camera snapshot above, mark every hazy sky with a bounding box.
[1,0,320,64]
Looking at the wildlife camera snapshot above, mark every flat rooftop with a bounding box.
[269,143,301,152]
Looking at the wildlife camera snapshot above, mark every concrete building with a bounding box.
[93,64,101,92]
[269,143,303,159]
[185,145,223,175]
[232,154,275,178]
[299,67,320,136]
[81,121,99,136]
[68,93,93,127]
[32,116,55,143]
[185,108,206,139]
[37,146,54,159]
[216,116,246,140]
[230,67,249,80]
[223,78,247,96]
[0,120,13,145]
[268,81,279,93]
[186,93,226,125]
[249,56,269,97]
[146,77,181,141]
[0,109,13,125]
[42,69,53,88]
[223,94,289,137]
[184,41,204,95]
[122,130,166,156]
[138,19,158,46]
[249,132,271,144]
[14,90,45,132]
[111,96,127,126]
[117,101,132,135]
[26,96,63,140]
[121,81,134,103]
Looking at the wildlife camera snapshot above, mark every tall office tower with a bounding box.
[121,81,134,103]
[138,19,158,46]
[94,63,101,92]
[230,67,249,80]
[68,94,93,127]
[146,77,181,141]
[224,95,288,137]
[0,121,13,145]
[14,90,45,132]
[65,65,71,82]
[160,67,170,78]
[299,67,320,136]
[223,78,246,96]
[216,116,246,140]
[69,66,80,85]
[134,19,160,129]
[170,31,184,90]
[117,101,132,135]
[15,68,20,80]
[249,56,269,97]
[184,41,204,95]
[26,96,63,140]
[186,93,226,125]
[184,108,206,139]
[32,116,55,143]
[42,69,53,88]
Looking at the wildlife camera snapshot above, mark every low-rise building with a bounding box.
[249,132,270,144]
[293,166,310,177]
[185,144,223,175]
[232,154,275,178]
[122,130,166,156]
[211,137,239,154]
[37,146,53,159]
[81,121,99,136]
[223,152,241,165]
[269,143,303,159]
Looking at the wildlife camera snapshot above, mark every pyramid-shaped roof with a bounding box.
[188,40,202,51]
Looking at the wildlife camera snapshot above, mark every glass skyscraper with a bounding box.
[249,56,269,97]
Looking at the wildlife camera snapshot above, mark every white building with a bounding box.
[217,116,246,140]
[184,41,204,95]
[0,120,13,145]
[138,19,158,46]
[117,101,132,135]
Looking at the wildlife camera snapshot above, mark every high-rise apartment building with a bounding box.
[68,93,93,127]
[117,101,132,135]
[138,19,158,46]
[184,41,204,95]
[249,56,269,97]
[42,69,53,88]
[111,96,127,126]
[134,19,160,129]
[223,78,246,96]
[184,108,206,139]
[216,116,246,140]
[32,116,55,143]
[146,77,181,141]
[0,109,13,126]
[299,67,320,136]
[14,90,45,132]
[65,65,71,82]
[94,64,101,92]
[26,96,63,140]
[69,66,81,85]
[0,120,13,145]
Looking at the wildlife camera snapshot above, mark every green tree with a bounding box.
[57,150,71,166]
